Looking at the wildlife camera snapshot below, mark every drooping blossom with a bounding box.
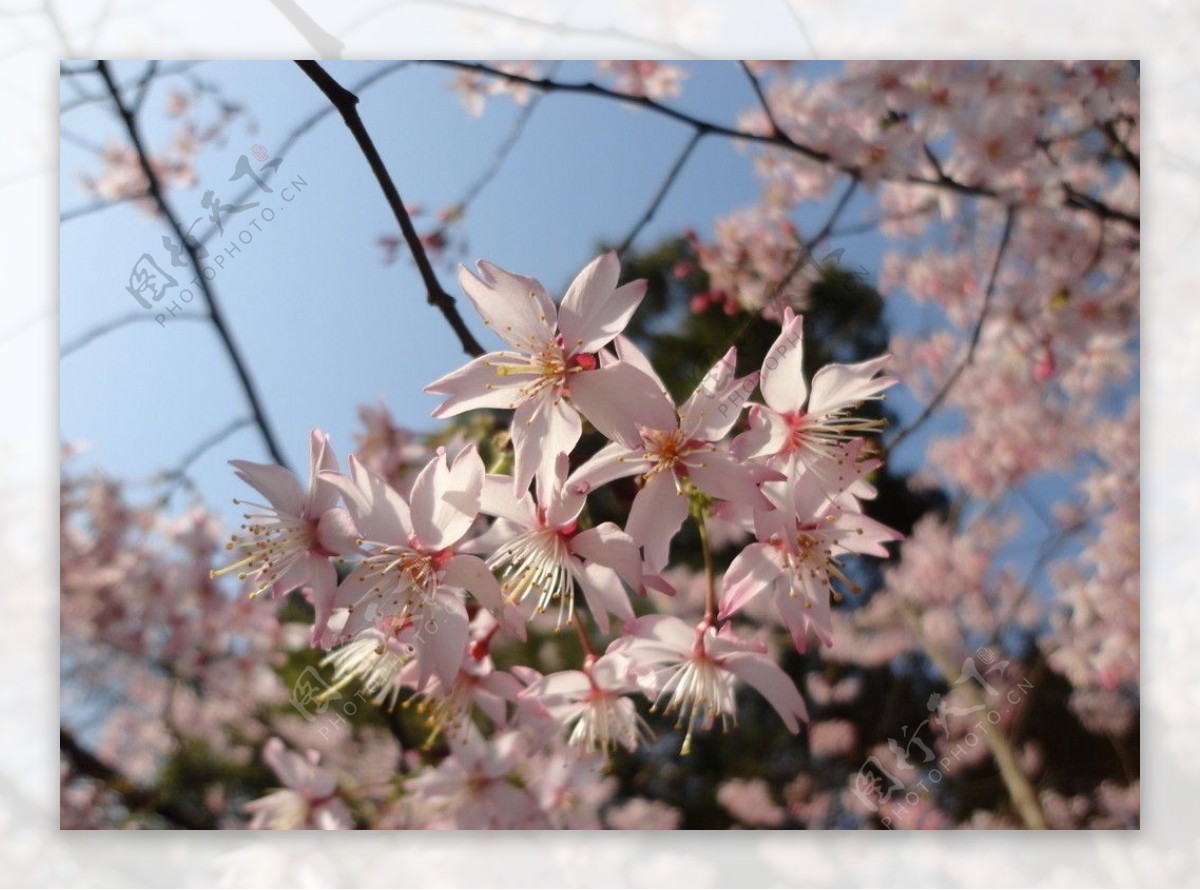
[734,308,896,486]
[610,615,808,753]
[478,453,642,633]
[244,738,352,830]
[569,342,767,575]
[318,446,517,686]
[520,653,653,757]
[211,429,358,646]
[403,725,546,829]
[720,460,900,652]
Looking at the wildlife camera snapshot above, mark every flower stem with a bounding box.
[694,506,718,624]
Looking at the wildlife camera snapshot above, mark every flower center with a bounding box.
[487,529,574,628]
[210,500,315,598]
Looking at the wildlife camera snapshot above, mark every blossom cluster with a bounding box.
[221,251,899,827]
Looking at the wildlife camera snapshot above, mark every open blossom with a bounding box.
[479,453,642,633]
[404,725,546,829]
[569,341,768,575]
[425,252,672,494]
[394,624,526,745]
[212,429,357,645]
[734,307,896,484]
[720,461,900,652]
[245,738,352,830]
[520,653,653,757]
[611,615,808,754]
[319,446,518,686]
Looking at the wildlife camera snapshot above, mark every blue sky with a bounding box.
[58,59,1099,602]
[60,61,893,518]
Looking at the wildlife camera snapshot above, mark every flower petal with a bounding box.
[723,651,808,732]
[480,474,536,526]
[410,445,484,550]
[511,395,583,497]
[558,252,647,353]
[231,460,305,518]
[626,472,688,573]
[807,354,895,417]
[306,429,342,516]
[719,542,786,620]
[425,353,531,417]
[320,455,411,546]
[315,507,360,557]
[566,441,646,496]
[460,260,557,352]
[680,348,759,441]
[571,522,643,593]
[760,308,808,414]
[571,560,635,635]
[569,361,677,447]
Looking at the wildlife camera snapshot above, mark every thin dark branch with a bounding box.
[429,59,832,166]
[1062,182,1139,228]
[456,87,544,211]
[295,60,484,358]
[60,191,147,224]
[429,61,1138,232]
[155,417,253,506]
[1100,117,1139,176]
[60,727,217,829]
[617,129,703,259]
[60,310,207,357]
[96,61,291,470]
[885,206,1018,455]
[738,60,784,138]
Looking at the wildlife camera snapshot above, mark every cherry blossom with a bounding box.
[426,251,672,494]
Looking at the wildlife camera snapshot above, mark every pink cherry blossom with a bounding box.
[211,429,358,646]
[610,615,808,753]
[733,308,895,485]
[244,738,352,830]
[720,462,900,652]
[569,342,766,574]
[478,453,642,633]
[425,251,671,494]
[520,653,652,756]
[318,446,513,686]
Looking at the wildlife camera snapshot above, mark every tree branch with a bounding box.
[295,60,485,359]
[60,727,217,829]
[617,129,703,259]
[427,62,1138,232]
[885,206,1017,456]
[95,61,291,470]
[894,603,1048,829]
